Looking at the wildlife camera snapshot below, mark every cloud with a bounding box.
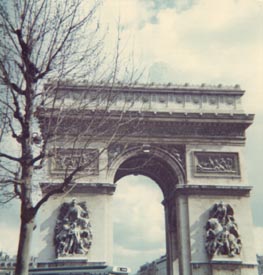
[104,0,263,112]
[0,223,19,256]
[113,175,165,241]
[114,222,164,251]
[113,244,165,273]
[113,176,165,270]
[101,0,153,30]
[101,0,262,113]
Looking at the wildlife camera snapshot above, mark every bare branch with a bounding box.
[0,153,20,162]
[0,1,142,274]
[0,194,17,204]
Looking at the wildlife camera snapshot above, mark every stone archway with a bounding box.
[38,83,258,275]
[108,144,186,275]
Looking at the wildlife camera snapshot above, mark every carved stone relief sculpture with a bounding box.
[51,148,99,175]
[54,199,92,257]
[194,152,240,177]
[205,201,242,258]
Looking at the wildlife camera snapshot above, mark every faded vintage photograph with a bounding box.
[0,1,262,275]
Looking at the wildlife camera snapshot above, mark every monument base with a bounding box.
[191,259,258,275]
[29,261,131,275]
[210,258,258,275]
[29,261,109,275]
[55,256,88,264]
[211,256,242,264]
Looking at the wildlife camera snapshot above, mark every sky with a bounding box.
[113,176,166,271]
[0,0,263,273]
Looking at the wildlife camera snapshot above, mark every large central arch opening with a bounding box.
[113,175,165,273]
[110,149,184,274]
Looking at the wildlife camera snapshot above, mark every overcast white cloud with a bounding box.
[113,176,166,272]
[0,223,19,256]
[102,0,263,111]
[113,176,165,245]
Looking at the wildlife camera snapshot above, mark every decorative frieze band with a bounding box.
[50,148,99,175]
[53,86,241,112]
[193,152,240,177]
[43,118,248,140]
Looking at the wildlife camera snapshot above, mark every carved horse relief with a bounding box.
[205,201,241,258]
[54,199,92,257]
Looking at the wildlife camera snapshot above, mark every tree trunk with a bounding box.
[15,208,35,275]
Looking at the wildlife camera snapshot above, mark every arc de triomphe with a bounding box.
[37,83,258,275]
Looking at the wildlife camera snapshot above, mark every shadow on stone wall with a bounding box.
[38,207,58,261]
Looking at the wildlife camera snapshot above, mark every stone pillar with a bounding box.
[181,185,258,275]
[37,183,115,265]
[164,203,173,275]
[175,192,192,275]
[163,199,179,275]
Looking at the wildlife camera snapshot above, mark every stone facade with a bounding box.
[37,186,114,264]
[36,83,257,275]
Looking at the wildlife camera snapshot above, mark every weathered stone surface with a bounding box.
[205,201,242,258]
[54,199,92,257]
[36,83,257,275]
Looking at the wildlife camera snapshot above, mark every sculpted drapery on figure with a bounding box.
[205,201,242,258]
[54,199,92,257]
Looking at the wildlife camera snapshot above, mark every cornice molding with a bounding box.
[173,184,252,196]
[38,108,254,122]
[162,185,252,203]
[38,110,253,141]
[44,82,245,95]
[40,182,116,194]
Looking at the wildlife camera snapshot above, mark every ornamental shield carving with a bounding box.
[205,201,241,258]
[54,199,92,257]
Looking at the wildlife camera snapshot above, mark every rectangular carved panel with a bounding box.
[193,152,240,177]
[50,148,99,175]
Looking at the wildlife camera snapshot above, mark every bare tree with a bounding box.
[0,1,142,274]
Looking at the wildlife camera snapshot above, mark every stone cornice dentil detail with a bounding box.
[43,82,247,114]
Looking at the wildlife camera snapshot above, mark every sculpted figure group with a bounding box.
[54,199,92,257]
[205,201,242,258]
[197,156,235,173]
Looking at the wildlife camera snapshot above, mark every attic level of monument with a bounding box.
[39,82,253,144]
[44,82,247,114]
